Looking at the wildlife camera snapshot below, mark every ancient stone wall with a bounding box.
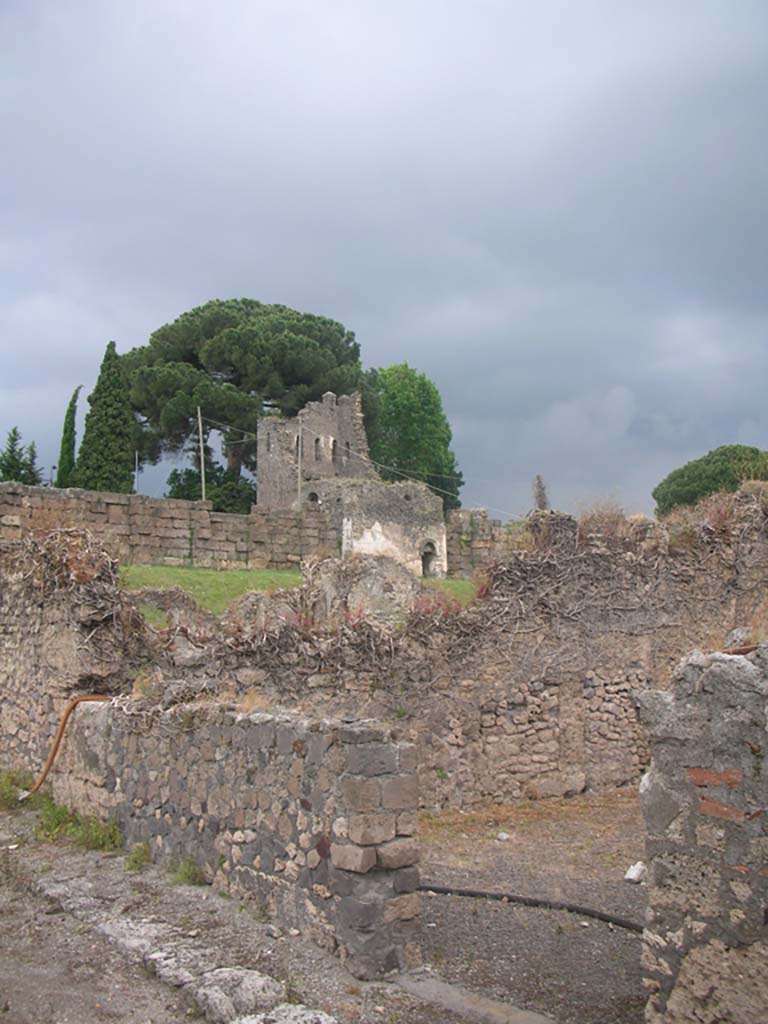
[6,486,768,823]
[0,482,337,568]
[187,489,768,808]
[51,704,420,980]
[0,536,420,979]
[0,533,143,771]
[639,648,768,1024]
[310,479,447,577]
[445,508,524,576]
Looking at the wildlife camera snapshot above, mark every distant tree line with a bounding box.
[5,298,464,513]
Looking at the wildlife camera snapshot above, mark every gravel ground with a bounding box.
[419,788,647,1024]
[1,788,647,1024]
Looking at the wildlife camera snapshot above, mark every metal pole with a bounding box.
[197,406,206,501]
[134,450,139,492]
[297,422,302,505]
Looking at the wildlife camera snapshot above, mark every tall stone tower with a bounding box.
[256,392,377,509]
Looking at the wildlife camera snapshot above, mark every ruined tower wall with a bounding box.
[257,392,376,510]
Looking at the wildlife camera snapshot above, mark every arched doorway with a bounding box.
[421,541,438,577]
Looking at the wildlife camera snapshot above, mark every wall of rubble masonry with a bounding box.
[52,704,421,980]
[639,648,768,1024]
[0,534,419,978]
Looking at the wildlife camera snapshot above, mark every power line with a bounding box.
[199,413,525,521]
[344,446,526,521]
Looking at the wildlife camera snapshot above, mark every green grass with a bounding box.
[120,565,302,615]
[120,564,478,616]
[425,577,478,606]
[169,857,207,886]
[125,840,152,872]
[34,792,123,851]
[0,769,33,811]
[135,602,170,629]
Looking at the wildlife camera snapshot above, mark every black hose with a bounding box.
[419,882,644,934]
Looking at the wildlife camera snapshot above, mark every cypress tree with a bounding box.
[55,385,82,488]
[24,442,43,485]
[72,342,135,493]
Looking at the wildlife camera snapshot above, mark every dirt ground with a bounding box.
[0,788,646,1024]
[419,788,647,1024]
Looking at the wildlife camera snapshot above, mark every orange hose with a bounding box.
[26,694,111,796]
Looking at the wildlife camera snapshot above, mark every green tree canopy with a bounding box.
[0,427,43,485]
[124,299,363,479]
[55,385,82,488]
[72,342,136,493]
[363,362,463,511]
[652,444,768,515]
[164,437,257,513]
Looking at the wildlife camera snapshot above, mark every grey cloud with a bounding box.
[1,0,766,517]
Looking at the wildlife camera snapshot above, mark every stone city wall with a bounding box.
[5,486,768,823]
[0,482,337,568]
[639,648,768,1024]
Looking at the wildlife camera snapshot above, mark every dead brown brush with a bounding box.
[576,500,627,547]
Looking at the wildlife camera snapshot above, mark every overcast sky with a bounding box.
[2,1,766,517]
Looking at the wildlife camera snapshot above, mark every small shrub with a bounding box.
[73,816,123,851]
[125,841,152,872]
[435,767,448,780]
[35,794,77,840]
[34,793,123,850]
[740,479,768,514]
[0,770,33,811]
[698,490,737,535]
[169,857,207,886]
[666,518,699,554]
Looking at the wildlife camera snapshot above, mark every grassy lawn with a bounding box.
[424,576,478,606]
[120,564,478,615]
[119,565,302,615]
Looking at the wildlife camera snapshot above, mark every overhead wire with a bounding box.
[197,413,526,521]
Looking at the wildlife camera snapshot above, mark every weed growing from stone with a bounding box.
[0,769,33,810]
[34,793,123,851]
[283,977,305,1005]
[125,841,152,872]
[169,857,207,886]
